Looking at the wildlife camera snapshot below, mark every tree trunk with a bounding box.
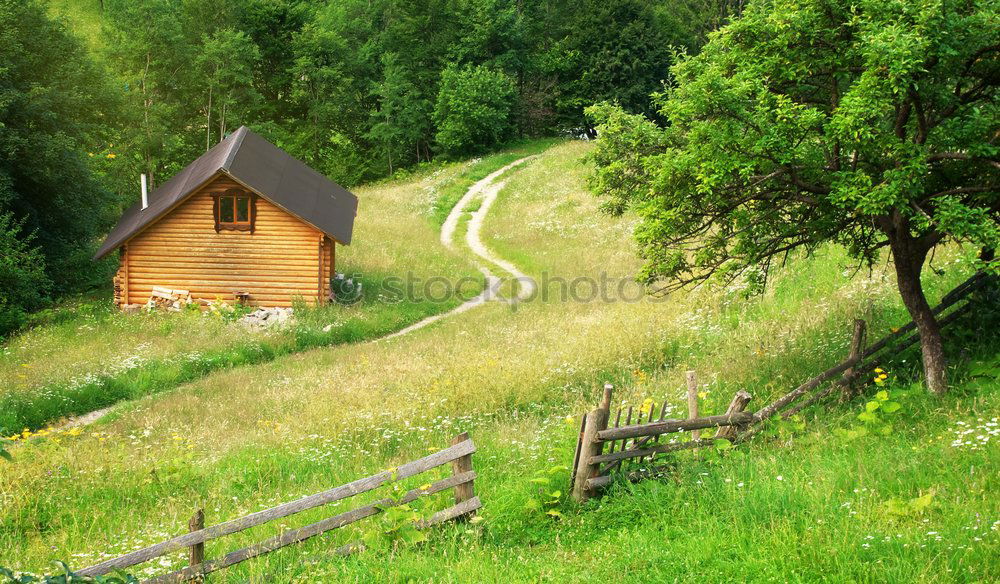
[886,215,947,394]
[205,85,213,152]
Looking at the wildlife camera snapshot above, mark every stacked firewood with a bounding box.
[145,286,194,311]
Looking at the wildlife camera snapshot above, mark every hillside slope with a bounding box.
[1,142,996,582]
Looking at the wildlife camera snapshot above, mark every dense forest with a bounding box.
[0,0,737,335]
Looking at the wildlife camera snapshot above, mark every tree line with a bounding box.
[0,0,731,335]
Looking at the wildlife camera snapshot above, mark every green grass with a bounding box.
[1,141,996,582]
[2,140,574,430]
[427,138,564,226]
[0,282,464,431]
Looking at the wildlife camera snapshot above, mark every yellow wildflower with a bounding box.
[639,398,654,415]
[66,427,82,437]
[874,368,884,374]
[107,153,117,159]
[419,483,432,491]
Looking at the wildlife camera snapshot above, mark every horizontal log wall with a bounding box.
[122,174,328,307]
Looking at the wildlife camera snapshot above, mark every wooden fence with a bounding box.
[78,433,480,582]
[570,272,990,502]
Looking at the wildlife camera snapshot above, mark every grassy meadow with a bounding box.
[0,146,530,432]
[1,142,997,582]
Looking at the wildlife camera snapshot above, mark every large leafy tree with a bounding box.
[588,0,1000,394]
[0,0,119,295]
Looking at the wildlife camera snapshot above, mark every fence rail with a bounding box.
[570,271,990,501]
[79,433,480,582]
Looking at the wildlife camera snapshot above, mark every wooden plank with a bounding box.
[79,439,476,577]
[596,412,755,442]
[622,406,633,456]
[129,279,320,290]
[144,471,477,584]
[600,384,613,410]
[450,432,475,515]
[861,273,984,360]
[188,509,205,571]
[415,497,482,528]
[130,274,320,285]
[602,399,670,475]
[591,438,718,465]
[568,412,587,491]
[128,260,319,271]
[608,407,622,454]
[778,302,974,422]
[752,359,856,423]
[715,391,752,440]
[841,319,867,401]
[686,371,700,444]
[571,407,609,503]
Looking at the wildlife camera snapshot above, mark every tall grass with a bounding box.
[5,141,582,429]
[1,141,995,582]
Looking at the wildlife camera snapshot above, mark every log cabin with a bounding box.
[95,126,358,309]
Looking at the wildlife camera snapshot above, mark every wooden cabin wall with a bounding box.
[122,175,331,307]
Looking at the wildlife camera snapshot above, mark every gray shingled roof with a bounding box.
[94,126,358,259]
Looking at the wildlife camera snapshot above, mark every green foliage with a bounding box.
[196,28,261,149]
[835,373,912,441]
[523,465,569,519]
[434,65,518,156]
[881,490,935,518]
[0,431,11,463]
[0,0,118,301]
[0,214,51,337]
[590,0,999,290]
[555,0,688,126]
[361,480,434,551]
[588,0,1000,390]
[1,563,136,583]
[762,414,807,441]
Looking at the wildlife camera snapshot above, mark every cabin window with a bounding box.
[213,188,256,232]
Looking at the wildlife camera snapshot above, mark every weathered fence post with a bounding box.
[686,371,700,443]
[188,508,205,581]
[600,383,613,411]
[841,319,867,401]
[715,390,752,440]
[571,386,612,503]
[450,432,475,519]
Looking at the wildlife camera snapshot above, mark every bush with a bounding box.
[433,65,517,156]
[0,213,51,337]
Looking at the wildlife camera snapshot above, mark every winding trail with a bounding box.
[63,156,539,426]
[381,155,537,339]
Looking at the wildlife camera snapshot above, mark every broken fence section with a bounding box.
[570,271,990,502]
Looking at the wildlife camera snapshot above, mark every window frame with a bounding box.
[213,188,257,233]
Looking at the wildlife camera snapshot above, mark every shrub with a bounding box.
[0,213,51,337]
[433,65,517,156]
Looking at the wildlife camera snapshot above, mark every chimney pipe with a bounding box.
[141,174,148,210]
